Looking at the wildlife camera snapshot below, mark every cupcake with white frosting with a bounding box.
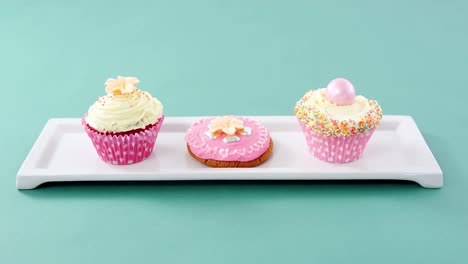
[82,76,164,165]
[294,78,382,163]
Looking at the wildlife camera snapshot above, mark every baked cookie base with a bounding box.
[187,140,273,168]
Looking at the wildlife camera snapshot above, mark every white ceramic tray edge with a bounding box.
[16,116,444,189]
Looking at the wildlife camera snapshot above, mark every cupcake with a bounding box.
[82,76,164,165]
[185,116,273,167]
[294,78,382,163]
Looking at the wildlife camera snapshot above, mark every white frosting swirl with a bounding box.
[306,88,370,121]
[85,89,163,133]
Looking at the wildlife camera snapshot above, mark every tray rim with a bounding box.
[16,115,443,189]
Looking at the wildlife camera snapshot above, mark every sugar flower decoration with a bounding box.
[208,116,244,137]
[105,76,140,95]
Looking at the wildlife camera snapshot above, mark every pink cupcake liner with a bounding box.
[298,119,375,163]
[82,116,164,165]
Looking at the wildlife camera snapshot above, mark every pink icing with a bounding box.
[185,116,271,162]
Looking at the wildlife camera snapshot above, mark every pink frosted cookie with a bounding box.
[185,116,273,167]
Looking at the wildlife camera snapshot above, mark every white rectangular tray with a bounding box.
[16,116,443,189]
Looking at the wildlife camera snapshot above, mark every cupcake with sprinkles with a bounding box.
[82,76,164,165]
[294,78,382,163]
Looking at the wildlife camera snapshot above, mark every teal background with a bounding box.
[1,0,467,263]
